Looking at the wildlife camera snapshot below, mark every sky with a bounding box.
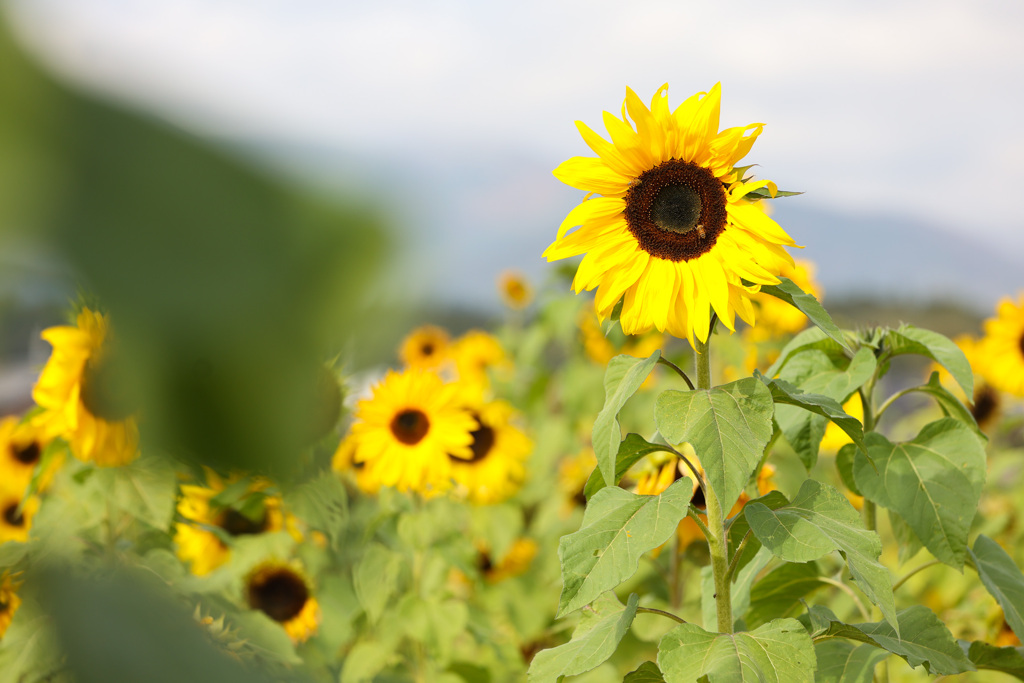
[7,0,1024,310]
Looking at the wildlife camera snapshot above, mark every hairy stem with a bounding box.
[893,559,942,591]
[658,356,695,390]
[637,606,688,624]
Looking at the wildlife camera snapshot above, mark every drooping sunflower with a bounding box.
[497,270,534,310]
[0,571,23,639]
[32,308,139,467]
[0,487,39,545]
[980,294,1024,397]
[448,400,531,505]
[174,470,292,576]
[245,561,320,643]
[351,369,476,494]
[544,84,796,345]
[399,325,452,370]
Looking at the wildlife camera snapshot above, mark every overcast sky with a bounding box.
[8,0,1024,308]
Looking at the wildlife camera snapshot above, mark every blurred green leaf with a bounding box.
[655,377,774,511]
[340,640,396,683]
[746,561,824,629]
[354,543,403,624]
[965,641,1024,679]
[94,455,177,530]
[528,592,639,683]
[813,641,887,683]
[854,419,986,569]
[283,472,348,545]
[969,535,1024,641]
[557,480,690,617]
[622,661,665,682]
[593,352,661,488]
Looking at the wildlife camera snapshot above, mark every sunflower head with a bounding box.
[447,399,530,505]
[0,489,39,545]
[498,270,533,310]
[980,294,1024,397]
[245,561,320,643]
[451,330,509,396]
[0,417,53,495]
[479,538,538,583]
[545,84,796,345]
[0,571,23,639]
[399,325,452,370]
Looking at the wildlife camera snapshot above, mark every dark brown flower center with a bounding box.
[624,159,728,262]
[1018,331,1024,358]
[247,568,309,623]
[3,503,24,527]
[972,384,1000,427]
[390,409,430,445]
[421,343,435,356]
[467,424,496,463]
[80,352,137,422]
[218,508,269,537]
[476,550,494,573]
[11,441,41,466]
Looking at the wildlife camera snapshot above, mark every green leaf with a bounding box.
[622,661,665,682]
[727,490,789,577]
[747,562,825,629]
[767,328,849,378]
[282,472,348,544]
[965,641,1024,679]
[744,187,804,200]
[853,419,986,569]
[914,371,981,432]
[96,456,177,529]
[528,593,639,682]
[757,372,866,455]
[557,480,691,617]
[585,433,671,500]
[744,479,897,631]
[655,377,774,512]
[834,444,862,496]
[340,640,396,683]
[885,325,973,397]
[758,277,849,352]
[593,352,661,487]
[658,618,816,683]
[969,535,1024,641]
[813,641,887,683]
[354,543,403,624]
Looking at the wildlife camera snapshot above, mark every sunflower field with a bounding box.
[5,9,1024,683]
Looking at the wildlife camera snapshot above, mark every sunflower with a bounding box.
[0,417,54,495]
[245,561,320,643]
[399,325,451,370]
[0,487,39,545]
[448,400,531,505]
[451,330,509,397]
[331,433,381,495]
[558,448,597,511]
[174,470,291,576]
[820,394,864,452]
[748,258,822,340]
[479,538,539,583]
[578,310,665,367]
[498,270,534,310]
[32,308,139,467]
[980,294,1024,397]
[544,84,796,345]
[0,571,23,639]
[351,369,476,495]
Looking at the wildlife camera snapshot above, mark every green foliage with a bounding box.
[527,593,638,682]
[622,661,665,682]
[964,641,1024,679]
[969,535,1024,640]
[884,325,973,397]
[592,352,661,488]
[744,480,898,630]
[812,641,887,683]
[655,377,774,511]
[757,277,849,352]
[746,562,824,629]
[854,419,987,568]
[354,543,404,624]
[557,480,691,617]
[658,618,816,683]
[584,434,670,500]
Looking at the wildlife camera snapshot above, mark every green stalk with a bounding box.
[695,334,733,633]
[859,384,878,531]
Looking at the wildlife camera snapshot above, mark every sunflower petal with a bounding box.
[553,156,630,195]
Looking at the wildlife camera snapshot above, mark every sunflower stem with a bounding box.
[695,333,732,633]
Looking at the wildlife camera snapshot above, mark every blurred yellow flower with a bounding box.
[399,325,451,370]
[544,83,795,345]
[481,538,538,583]
[0,488,38,545]
[0,417,59,495]
[245,561,320,643]
[980,294,1024,397]
[448,399,531,505]
[498,270,533,310]
[0,571,23,639]
[820,394,863,452]
[32,308,139,467]
[451,330,509,396]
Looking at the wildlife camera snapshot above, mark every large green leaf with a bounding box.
[810,606,974,676]
[283,472,348,545]
[965,641,1024,679]
[94,455,177,530]
[655,377,774,511]
[623,661,665,682]
[914,372,980,432]
[528,593,639,682]
[766,327,850,378]
[774,347,875,469]
[969,535,1024,641]
[747,562,824,629]
[354,543,403,624]
[585,433,671,500]
[885,325,973,397]
[813,641,887,683]
[853,419,986,569]
[593,352,661,487]
[658,618,816,682]
[744,480,897,631]
[727,490,789,577]
[557,479,691,617]
[758,277,849,352]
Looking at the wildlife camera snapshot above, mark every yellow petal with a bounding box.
[553,156,630,195]
[576,121,642,179]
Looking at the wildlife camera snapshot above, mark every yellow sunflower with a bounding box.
[399,325,452,370]
[351,369,476,494]
[245,561,320,643]
[450,330,509,397]
[748,258,822,340]
[480,538,538,583]
[0,487,39,545]
[497,270,534,310]
[331,433,381,495]
[980,294,1024,397]
[820,393,864,452]
[579,310,665,366]
[0,417,58,495]
[558,448,597,512]
[174,470,292,576]
[32,308,139,467]
[544,84,796,345]
[0,571,23,639]
[448,400,531,505]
